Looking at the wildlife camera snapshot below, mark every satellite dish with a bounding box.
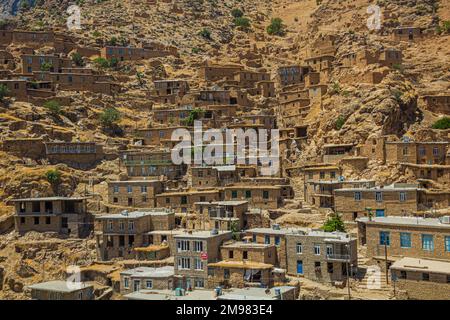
[338,176,345,182]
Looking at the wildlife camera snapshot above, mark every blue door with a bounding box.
[376,209,385,217]
[297,260,303,274]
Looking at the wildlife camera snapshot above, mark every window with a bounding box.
[263,190,269,199]
[20,217,25,224]
[375,192,383,202]
[181,196,187,205]
[274,236,280,246]
[193,241,203,252]
[224,269,230,279]
[314,244,321,255]
[400,233,411,248]
[399,192,406,202]
[45,217,51,225]
[400,271,407,279]
[296,243,302,254]
[433,147,439,156]
[243,251,248,259]
[326,245,333,255]
[327,262,334,273]
[252,234,256,243]
[113,197,118,203]
[229,250,234,259]
[178,257,191,270]
[107,220,113,231]
[127,185,132,193]
[141,186,147,193]
[113,185,119,193]
[245,190,252,198]
[194,258,203,270]
[165,197,170,204]
[128,221,134,231]
[445,236,450,252]
[123,277,129,288]
[379,231,390,246]
[231,190,238,199]
[330,171,336,179]
[422,234,434,251]
[146,280,153,289]
[34,217,39,225]
[194,278,204,288]
[319,172,325,179]
[354,192,362,201]
[402,147,408,155]
[422,273,429,281]
[177,240,190,252]
[119,221,125,231]
[419,146,425,156]
[264,235,270,244]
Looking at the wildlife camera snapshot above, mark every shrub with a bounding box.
[71,52,84,67]
[234,17,251,30]
[45,169,61,185]
[199,28,212,40]
[100,107,121,128]
[335,116,346,130]
[267,18,286,36]
[431,117,450,130]
[0,84,10,101]
[231,8,244,18]
[40,62,53,71]
[442,21,450,34]
[330,82,342,95]
[184,108,204,126]
[43,100,62,115]
[322,214,346,232]
[94,57,118,69]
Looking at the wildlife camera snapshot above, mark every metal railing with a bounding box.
[326,254,351,261]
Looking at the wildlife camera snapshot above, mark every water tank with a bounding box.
[211,228,219,235]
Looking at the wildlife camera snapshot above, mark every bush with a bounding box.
[330,82,342,95]
[184,108,204,126]
[335,115,346,130]
[442,21,450,34]
[0,84,10,101]
[234,17,251,30]
[45,169,61,185]
[94,57,118,69]
[267,18,286,36]
[231,8,244,18]
[40,62,53,71]
[322,214,346,232]
[199,28,212,40]
[71,52,84,67]
[431,117,450,130]
[100,107,121,128]
[43,100,62,115]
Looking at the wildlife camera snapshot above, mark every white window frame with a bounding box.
[314,244,321,255]
[296,242,302,254]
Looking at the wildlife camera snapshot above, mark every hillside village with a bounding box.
[0,0,449,300]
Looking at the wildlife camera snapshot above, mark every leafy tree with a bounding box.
[234,17,251,31]
[231,8,244,18]
[71,52,84,67]
[45,169,61,185]
[267,18,286,36]
[199,28,212,40]
[230,221,240,240]
[322,214,346,232]
[40,61,53,71]
[431,117,450,130]
[108,36,118,46]
[184,108,204,126]
[335,115,345,130]
[100,107,121,128]
[43,100,62,115]
[0,84,10,101]
[94,57,110,69]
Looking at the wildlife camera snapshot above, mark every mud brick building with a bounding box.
[191,200,248,231]
[276,65,310,87]
[285,230,357,283]
[384,140,449,165]
[190,165,238,188]
[421,95,450,114]
[356,216,450,269]
[334,184,421,221]
[156,189,221,213]
[121,150,185,179]
[0,50,14,70]
[21,54,72,74]
[199,64,243,82]
[0,79,29,100]
[1,138,46,159]
[304,55,334,73]
[401,163,450,185]
[196,89,231,105]
[95,209,175,261]
[174,230,232,289]
[223,185,283,209]
[28,281,94,300]
[45,142,104,170]
[135,126,189,146]
[120,266,178,294]
[207,241,277,288]
[153,79,189,97]
[322,143,356,163]
[107,180,164,208]
[100,46,171,61]
[233,70,270,88]
[392,27,424,42]
[390,257,450,300]
[12,197,92,238]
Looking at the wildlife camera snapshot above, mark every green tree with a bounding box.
[431,117,450,130]
[267,18,286,36]
[335,115,345,130]
[100,107,121,128]
[45,169,61,185]
[234,17,251,31]
[230,221,240,240]
[43,100,62,115]
[184,108,204,126]
[199,28,212,40]
[71,52,84,67]
[231,8,244,18]
[40,61,53,71]
[322,214,346,232]
[0,84,10,101]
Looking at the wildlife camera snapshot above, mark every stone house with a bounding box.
[390,257,450,300]
[223,185,283,209]
[153,79,189,97]
[392,27,424,42]
[207,241,277,288]
[304,55,334,72]
[156,189,221,213]
[100,46,172,61]
[21,54,72,74]
[190,200,248,231]
[107,180,164,208]
[174,230,232,289]
[45,142,104,170]
[199,64,243,82]
[11,197,92,238]
[420,95,450,114]
[28,280,94,300]
[95,209,175,261]
[120,266,178,294]
[276,65,310,87]
[285,230,358,283]
[401,163,450,185]
[1,138,46,160]
[135,126,189,146]
[334,184,421,221]
[356,216,450,269]
[190,166,238,189]
[322,143,356,163]
[0,50,14,70]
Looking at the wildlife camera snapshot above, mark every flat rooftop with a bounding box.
[97,209,173,219]
[173,230,232,239]
[218,286,297,300]
[195,200,248,206]
[120,266,174,278]
[108,180,160,184]
[391,257,450,275]
[221,241,273,249]
[10,196,88,202]
[27,280,92,293]
[356,216,450,229]
[124,289,216,301]
[246,227,307,235]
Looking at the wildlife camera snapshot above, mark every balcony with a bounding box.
[326,253,351,262]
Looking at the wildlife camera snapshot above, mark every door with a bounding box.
[376,209,385,217]
[297,260,303,274]
[133,280,140,292]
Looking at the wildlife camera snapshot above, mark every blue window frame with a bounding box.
[400,233,411,248]
[264,235,270,244]
[445,236,450,252]
[422,234,434,251]
[275,236,280,246]
[379,231,390,246]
